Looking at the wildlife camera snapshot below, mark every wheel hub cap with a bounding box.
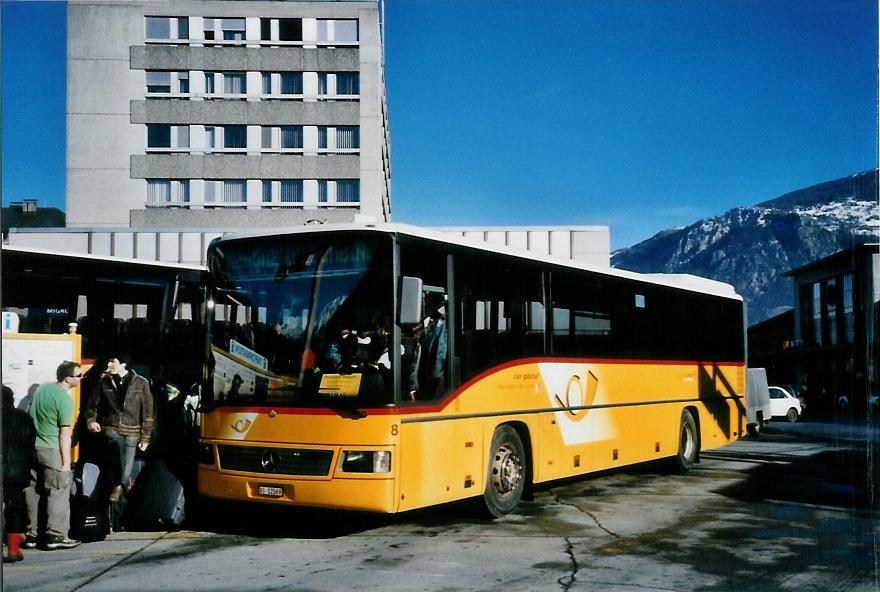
[491,444,522,498]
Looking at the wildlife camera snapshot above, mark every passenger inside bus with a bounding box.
[409,291,447,401]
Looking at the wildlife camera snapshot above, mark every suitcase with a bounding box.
[124,457,186,530]
[69,461,110,542]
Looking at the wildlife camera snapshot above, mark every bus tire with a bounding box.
[674,410,699,474]
[482,425,526,518]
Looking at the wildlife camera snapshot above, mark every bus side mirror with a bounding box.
[398,276,423,327]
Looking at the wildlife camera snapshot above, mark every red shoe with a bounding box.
[4,533,24,562]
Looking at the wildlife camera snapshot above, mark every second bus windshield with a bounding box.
[208,233,393,408]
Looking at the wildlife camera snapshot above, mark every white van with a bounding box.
[745,368,772,436]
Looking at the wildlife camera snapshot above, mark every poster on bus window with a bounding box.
[1,334,80,410]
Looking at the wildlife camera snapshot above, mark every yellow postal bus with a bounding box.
[197,224,746,516]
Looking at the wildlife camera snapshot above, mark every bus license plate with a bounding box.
[257,485,284,498]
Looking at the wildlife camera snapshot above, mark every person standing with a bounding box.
[24,362,82,550]
[413,292,447,400]
[85,356,152,503]
[2,386,36,562]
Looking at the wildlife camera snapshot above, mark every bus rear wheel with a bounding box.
[482,425,526,518]
[674,410,699,474]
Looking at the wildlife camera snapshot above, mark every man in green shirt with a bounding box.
[24,361,82,550]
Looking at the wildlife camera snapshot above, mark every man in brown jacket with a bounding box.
[85,356,153,502]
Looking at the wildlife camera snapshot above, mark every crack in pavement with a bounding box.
[557,536,579,592]
[555,495,620,538]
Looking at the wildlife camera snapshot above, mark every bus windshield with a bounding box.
[207,233,393,409]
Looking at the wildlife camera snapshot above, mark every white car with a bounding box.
[768,386,802,422]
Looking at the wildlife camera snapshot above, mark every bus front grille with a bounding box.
[217,445,334,476]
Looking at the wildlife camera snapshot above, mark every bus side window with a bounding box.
[399,241,447,401]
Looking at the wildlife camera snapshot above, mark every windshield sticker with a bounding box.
[229,339,269,371]
[319,373,362,397]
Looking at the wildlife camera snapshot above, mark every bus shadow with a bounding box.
[187,497,484,540]
[188,502,393,539]
[711,444,878,513]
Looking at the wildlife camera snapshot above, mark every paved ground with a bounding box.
[3,422,877,592]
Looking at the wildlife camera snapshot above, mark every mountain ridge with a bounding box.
[611,170,879,324]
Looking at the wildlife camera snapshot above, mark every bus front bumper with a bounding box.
[197,466,398,513]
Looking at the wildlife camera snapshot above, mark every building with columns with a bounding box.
[66,0,391,229]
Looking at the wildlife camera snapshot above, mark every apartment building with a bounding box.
[67,0,391,228]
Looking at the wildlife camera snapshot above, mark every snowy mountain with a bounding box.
[611,170,879,325]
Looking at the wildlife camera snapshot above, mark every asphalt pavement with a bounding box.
[3,421,877,592]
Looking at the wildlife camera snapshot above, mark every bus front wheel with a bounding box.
[482,425,526,518]
[674,410,699,474]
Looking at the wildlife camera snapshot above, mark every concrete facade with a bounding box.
[440,226,611,266]
[8,224,611,267]
[67,0,391,228]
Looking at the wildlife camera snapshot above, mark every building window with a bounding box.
[336,126,359,150]
[318,127,328,150]
[222,19,246,42]
[146,71,171,94]
[223,126,247,149]
[205,72,216,95]
[261,73,272,95]
[146,71,190,96]
[280,180,303,203]
[145,16,188,42]
[279,18,302,41]
[843,273,854,343]
[177,179,190,203]
[223,72,246,96]
[262,180,273,202]
[177,17,189,40]
[223,180,247,203]
[318,180,328,203]
[318,73,360,98]
[280,73,302,95]
[205,127,216,149]
[812,282,822,345]
[261,127,273,149]
[827,277,838,347]
[203,18,215,42]
[336,180,360,203]
[147,124,171,148]
[147,125,188,150]
[146,17,170,40]
[336,73,359,95]
[176,126,190,148]
[147,179,189,206]
[317,19,358,43]
[280,126,303,149]
[147,179,171,204]
[260,18,272,41]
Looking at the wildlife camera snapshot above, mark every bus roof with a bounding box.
[1,245,206,273]
[213,223,742,301]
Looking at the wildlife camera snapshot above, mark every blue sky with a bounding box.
[2,1,876,249]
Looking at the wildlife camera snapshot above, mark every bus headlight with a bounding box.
[339,450,391,473]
